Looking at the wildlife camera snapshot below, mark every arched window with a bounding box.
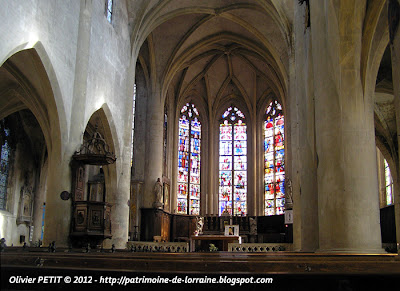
[177,103,201,215]
[0,122,11,210]
[219,106,247,216]
[384,159,393,205]
[264,100,285,216]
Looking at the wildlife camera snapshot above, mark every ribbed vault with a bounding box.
[133,0,291,115]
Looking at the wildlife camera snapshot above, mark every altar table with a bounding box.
[190,235,240,252]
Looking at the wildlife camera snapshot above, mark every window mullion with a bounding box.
[231,122,235,215]
[273,116,276,215]
[187,117,192,215]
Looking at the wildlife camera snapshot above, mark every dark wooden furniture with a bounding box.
[139,212,293,245]
[140,209,198,243]
[70,201,112,247]
[69,161,112,248]
[170,213,197,242]
[3,249,398,288]
[140,208,171,242]
[380,205,397,252]
[69,128,116,248]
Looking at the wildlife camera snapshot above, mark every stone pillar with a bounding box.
[129,181,143,240]
[208,117,216,215]
[109,151,130,249]
[43,1,93,248]
[42,148,73,248]
[291,0,319,252]
[248,112,256,216]
[389,0,400,253]
[311,0,382,253]
[70,0,92,139]
[143,90,164,209]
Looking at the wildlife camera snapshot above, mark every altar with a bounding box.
[190,235,240,252]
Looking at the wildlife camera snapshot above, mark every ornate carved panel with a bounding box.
[71,161,85,201]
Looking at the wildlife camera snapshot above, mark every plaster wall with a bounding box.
[0,0,80,136]
[0,0,135,248]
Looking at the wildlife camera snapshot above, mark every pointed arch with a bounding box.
[0,44,65,159]
[84,105,120,193]
[82,106,121,245]
[162,32,286,101]
[0,44,65,246]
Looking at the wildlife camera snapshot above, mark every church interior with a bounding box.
[1,0,400,289]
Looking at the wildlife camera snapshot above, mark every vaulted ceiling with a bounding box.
[375,44,396,159]
[131,0,293,116]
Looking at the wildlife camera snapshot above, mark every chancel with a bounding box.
[1,0,400,289]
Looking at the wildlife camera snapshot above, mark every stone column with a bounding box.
[209,116,217,215]
[310,0,382,253]
[42,148,74,248]
[389,0,400,253]
[143,90,164,209]
[291,0,319,252]
[129,181,143,240]
[109,148,130,249]
[248,112,256,216]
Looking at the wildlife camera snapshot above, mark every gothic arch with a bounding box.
[83,106,119,197]
[0,45,65,246]
[162,32,287,101]
[0,45,64,159]
[81,107,122,247]
[131,0,292,58]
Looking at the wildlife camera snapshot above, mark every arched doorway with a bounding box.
[0,47,63,247]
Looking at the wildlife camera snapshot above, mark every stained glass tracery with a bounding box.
[177,103,201,215]
[264,100,285,216]
[219,106,247,216]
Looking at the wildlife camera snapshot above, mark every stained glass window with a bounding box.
[384,159,393,205]
[177,103,201,215]
[264,100,285,216]
[219,106,247,216]
[106,0,113,23]
[0,126,11,210]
